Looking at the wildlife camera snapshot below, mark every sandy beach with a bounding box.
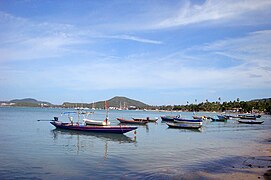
[189,134,271,179]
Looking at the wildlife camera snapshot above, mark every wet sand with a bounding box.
[189,137,271,179]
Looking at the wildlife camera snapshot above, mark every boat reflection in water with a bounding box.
[51,129,136,158]
[166,126,203,133]
[51,129,136,143]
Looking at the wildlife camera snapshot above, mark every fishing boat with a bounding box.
[174,117,203,126]
[238,120,264,124]
[116,118,148,125]
[238,114,257,120]
[132,117,158,122]
[192,115,207,120]
[50,101,137,134]
[50,121,137,134]
[166,122,202,129]
[161,115,177,121]
[211,115,228,122]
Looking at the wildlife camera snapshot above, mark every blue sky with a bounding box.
[0,0,271,105]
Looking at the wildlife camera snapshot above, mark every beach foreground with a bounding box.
[181,136,271,179]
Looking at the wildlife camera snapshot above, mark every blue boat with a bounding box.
[238,114,257,120]
[174,117,202,123]
[211,115,228,122]
[161,115,176,121]
[166,122,202,129]
[238,120,264,124]
[173,117,203,126]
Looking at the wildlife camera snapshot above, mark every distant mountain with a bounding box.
[10,98,48,104]
[250,98,271,102]
[3,98,52,107]
[95,96,149,109]
[62,96,150,109]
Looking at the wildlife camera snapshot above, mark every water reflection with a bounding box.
[51,129,136,143]
[118,123,150,133]
[166,127,203,133]
[51,129,137,158]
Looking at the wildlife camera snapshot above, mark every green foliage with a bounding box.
[2,97,271,114]
[62,96,150,109]
[14,102,41,107]
[159,98,271,113]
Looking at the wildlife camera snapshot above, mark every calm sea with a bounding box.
[0,107,270,179]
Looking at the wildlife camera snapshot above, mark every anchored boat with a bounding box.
[238,120,264,124]
[132,117,158,122]
[50,121,137,134]
[166,122,202,129]
[161,115,178,121]
[174,117,203,126]
[116,118,148,125]
[50,101,137,134]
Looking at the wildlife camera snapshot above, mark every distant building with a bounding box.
[0,102,15,106]
[128,106,137,110]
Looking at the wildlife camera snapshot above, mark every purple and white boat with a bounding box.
[50,121,137,134]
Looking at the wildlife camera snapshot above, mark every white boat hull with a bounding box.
[83,119,110,126]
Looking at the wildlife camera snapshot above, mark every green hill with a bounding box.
[96,96,149,109]
[8,98,52,107]
[62,96,149,109]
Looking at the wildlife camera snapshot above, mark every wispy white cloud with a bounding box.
[101,34,162,44]
[0,11,163,62]
[0,11,86,61]
[202,30,271,64]
[5,27,271,91]
[155,0,271,28]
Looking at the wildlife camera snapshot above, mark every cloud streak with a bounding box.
[155,0,271,28]
[5,29,271,92]
[0,11,163,63]
[101,34,163,44]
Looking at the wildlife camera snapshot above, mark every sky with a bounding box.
[0,0,271,105]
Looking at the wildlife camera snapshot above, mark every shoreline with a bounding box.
[189,133,271,179]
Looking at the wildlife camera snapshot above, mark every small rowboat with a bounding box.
[238,114,257,120]
[211,115,227,122]
[83,119,110,126]
[161,116,176,121]
[174,117,203,126]
[166,122,202,129]
[116,118,148,125]
[132,117,158,122]
[192,115,206,120]
[217,115,228,121]
[238,120,264,124]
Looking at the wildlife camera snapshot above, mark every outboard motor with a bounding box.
[53,117,59,121]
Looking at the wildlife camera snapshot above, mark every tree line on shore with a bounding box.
[2,97,270,114]
[155,98,271,114]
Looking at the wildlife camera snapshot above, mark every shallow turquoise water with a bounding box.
[0,107,270,179]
